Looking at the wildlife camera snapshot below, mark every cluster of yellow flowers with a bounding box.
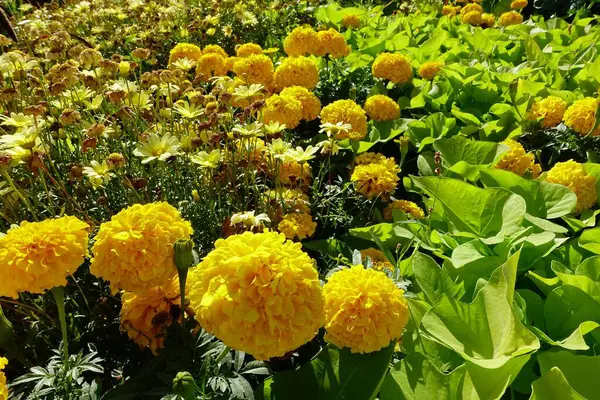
[372,53,413,85]
[419,61,444,80]
[342,14,362,29]
[563,97,600,136]
[263,85,321,129]
[444,0,525,28]
[495,139,542,178]
[320,99,368,140]
[363,95,400,121]
[384,200,426,220]
[283,26,350,58]
[278,212,317,240]
[273,56,319,91]
[351,153,401,199]
[546,160,597,213]
[0,357,7,400]
[0,216,89,298]
[529,96,567,128]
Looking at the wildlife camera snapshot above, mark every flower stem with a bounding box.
[51,286,69,361]
[215,345,231,364]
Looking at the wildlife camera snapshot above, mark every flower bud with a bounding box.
[172,371,197,399]
[174,238,194,272]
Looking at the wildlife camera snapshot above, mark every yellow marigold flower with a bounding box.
[511,0,528,9]
[202,44,228,58]
[460,3,483,15]
[564,98,600,136]
[355,152,388,165]
[499,11,524,26]
[195,53,228,82]
[530,96,567,128]
[264,189,311,222]
[442,5,457,16]
[360,248,393,271]
[281,86,321,121]
[225,56,239,72]
[320,99,368,140]
[120,276,182,354]
[495,139,541,178]
[342,14,361,29]
[546,160,597,214]
[1,357,8,400]
[169,43,202,66]
[314,28,350,58]
[273,56,319,91]
[90,202,193,294]
[351,155,400,199]
[277,160,313,187]
[419,61,443,80]
[262,94,303,129]
[233,54,274,86]
[462,10,483,26]
[482,13,496,27]
[0,216,89,299]
[372,53,413,85]
[278,212,317,240]
[187,231,324,360]
[364,95,400,121]
[284,26,318,57]
[384,200,425,220]
[236,43,263,58]
[323,266,409,353]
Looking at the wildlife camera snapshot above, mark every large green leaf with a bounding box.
[412,176,526,238]
[412,252,464,305]
[433,136,508,168]
[537,351,600,399]
[579,227,600,254]
[530,367,586,400]
[544,285,600,339]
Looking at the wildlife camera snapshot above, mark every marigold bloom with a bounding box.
[364,95,400,121]
[360,248,393,271]
[564,98,600,136]
[90,202,193,294]
[351,154,400,199]
[419,61,443,80]
[372,53,413,85]
[281,86,321,121]
[323,266,409,353]
[482,13,496,27]
[120,276,182,354]
[511,0,528,9]
[277,160,313,187]
[195,53,228,82]
[342,14,361,29]
[499,11,523,26]
[495,139,541,178]
[546,160,597,214]
[284,26,318,57]
[264,188,311,222]
[442,5,457,16]
[1,357,8,400]
[384,200,425,220]
[530,96,567,128]
[273,56,319,91]
[0,216,89,299]
[202,44,228,58]
[187,231,324,360]
[236,43,263,58]
[462,10,483,26]
[320,99,367,140]
[278,212,317,240]
[460,3,483,15]
[355,152,387,165]
[233,54,274,86]
[314,29,350,58]
[262,94,303,129]
[169,43,202,65]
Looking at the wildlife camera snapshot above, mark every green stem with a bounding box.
[51,286,69,362]
[215,345,231,364]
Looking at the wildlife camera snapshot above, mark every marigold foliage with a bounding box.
[236,43,263,58]
[168,43,202,65]
[384,200,425,220]
[280,86,321,121]
[186,231,324,360]
[360,248,393,271]
[232,54,274,86]
[314,28,350,58]
[342,14,361,29]
[563,97,599,136]
[499,11,523,26]
[546,160,597,214]
[495,139,541,178]
[0,216,89,299]
[195,53,228,82]
[283,26,318,57]
[0,357,7,400]
[90,202,193,294]
[351,154,400,199]
[372,53,413,85]
[273,56,319,91]
[419,61,443,80]
[364,95,400,121]
[262,94,303,129]
[278,212,317,240]
[530,96,567,128]
[320,99,367,140]
[323,266,409,353]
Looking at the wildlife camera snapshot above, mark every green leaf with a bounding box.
[530,367,586,400]
[0,305,26,365]
[544,285,600,339]
[433,136,508,167]
[537,351,600,399]
[579,227,600,254]
[532,321,599,351]
[413,252,464,305]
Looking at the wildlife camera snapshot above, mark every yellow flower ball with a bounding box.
[187,231,324,360]
[530,96,567,128]
[355,152,388,165]
[233,54,274,86]
[195,53,228,82]
[564,97,600,136]
[351,155,400,199]
[314,28,351,58]
[360,248,393,271]
[462,10,483,26]
[0,357,8,400]
[372,53,413,85]
[278,212,317,240]
[236,43,263,58]
[323,266,409,353]
[0,216,89,299]
[482,13,496,27]
[495,139,542,178]
[342,14,361,29]
[168,43,202,66]
[364,95,400,121]
[273,56,319,92]
[442,5,457,16]
[419,61,443,80]
[264,188,311,222]
[499,11,523,26]
[262,94,303,129]
[202,44,228,58]
[90,202,193,294]
[277,160,313,187]
[546,160,597,214]
[281,86,321,121]
[320,99,368,140]
[383,200,425,220]
[511,0,528,9]
[460,3,483,15]
[120,276,182,354]
[283,26,318,57]
[225,56,239,72]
